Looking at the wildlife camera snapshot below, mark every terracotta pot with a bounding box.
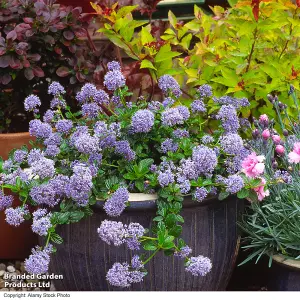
[0,132,38,259]
[0,132,33,160]
[268,255,300,291]
[43,194,243,291]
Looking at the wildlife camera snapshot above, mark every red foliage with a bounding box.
[251,0,260,22]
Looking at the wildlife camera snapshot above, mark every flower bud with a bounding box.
[267,94,274,103]
[252,129,259,138]
[288,166,293,171]
[272,161,278,169]
[289,84,295,95]
[283,129,289,136]
[275,145,285,155]
[278,102,285,110]
[272,135,281,144]
[259,114,269,126]
[262,129,271,140]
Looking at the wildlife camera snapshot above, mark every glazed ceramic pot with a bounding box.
[268,255,300,291]
[0,132,38,259]
[45,194,243,291]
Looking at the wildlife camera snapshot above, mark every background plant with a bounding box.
[156,0,300,122]
[0,0,103,133]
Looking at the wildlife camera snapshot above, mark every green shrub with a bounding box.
[162,0,300,120]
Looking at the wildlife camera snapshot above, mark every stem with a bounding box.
[279,8,298,59]
[290,90,300,122]
[102,163,118,168]
[45,232,51,248]
[116,47,123,68]
[143,248,160,265]
[246,27,258,73]
[141,236,157,241]
[181,88,193,99]
[273,101,285,131]
[86,29,97,52]
[148,73,155,102]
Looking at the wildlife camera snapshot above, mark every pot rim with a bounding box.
[94,193,237,212]
[0,132,31,138]
[272,254,300,271]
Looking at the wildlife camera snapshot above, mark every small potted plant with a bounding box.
[0,0,102,259]
[239,87,300,291]
[0,62,263,291]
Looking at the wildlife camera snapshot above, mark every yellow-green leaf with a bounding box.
[141,26,154,45]
[140,59,157,70]
[155,44,181,63]
[194,5,203,19]
[116,5,138,18]
[180,33,192,50]
[168,10,177,28]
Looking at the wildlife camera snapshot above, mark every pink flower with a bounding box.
[272,135,281,144]
[275,145,285,155]
[288,142,300,163]
[259,114,269,124]
[242,152,265,178]
[262,129,270,140]
[253,178,269,201]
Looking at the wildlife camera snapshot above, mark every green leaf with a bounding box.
[105,176,120,190]
[116,5,138,18]
[69,211,85,223]
[135,180,144,192]
[50,233,64,244]
[153,216,164,222]
[194,5,203,19]
[123,173,136,180]
[165,214,177,228]
[140,59,157,70]
[54,212,70,225]
[169,225,182,237]
[168,11,177,28]
[139,158,154,172]
[141,26,155,45]
[89,196,97,206]
[228,0,238,6]
[162,236,175,249]
[143,240,158,251]
[120,25,134,43]
[218,191,230,201]
[154,44,181,63]
[237,188,250,199]
[180,33,192,50]
[175,215,184,223]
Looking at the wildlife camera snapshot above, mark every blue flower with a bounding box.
[131,109,154,133]
[158,75,182,98]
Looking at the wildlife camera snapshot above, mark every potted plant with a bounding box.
[0,0,103,259]
[239,86,300,291]
[0,62,264,291]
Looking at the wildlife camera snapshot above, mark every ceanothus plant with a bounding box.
[0,62,262,288]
